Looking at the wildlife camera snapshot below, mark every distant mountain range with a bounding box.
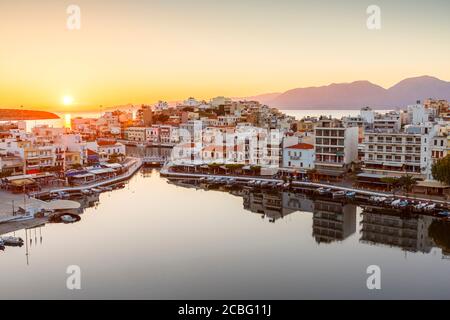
[245,76,450,109]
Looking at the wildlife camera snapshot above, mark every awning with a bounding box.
[316,170,344,177]
[72,173,95,179]
[357,173,386,179]
[102,163,123,169]
[10,178,36,187]
[383,162,404,168]
[88,168,115,175]
[416,180,450,189]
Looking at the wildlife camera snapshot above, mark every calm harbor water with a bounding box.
[1,147,450,299]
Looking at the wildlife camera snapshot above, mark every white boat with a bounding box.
[61,215,78,223]
[81,189,91,195]
[316,187,331,195]
[1,236,24,246]
[91,188,101,193]
[391,199,401,207]
[332,190,346,198]
[415,202,428,210]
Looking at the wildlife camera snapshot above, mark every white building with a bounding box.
[314,118,358,173]
[362,123,441,180]
[282,143,315,171]
[124,127,146,142]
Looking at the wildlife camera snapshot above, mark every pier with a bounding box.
[142,156,167,167]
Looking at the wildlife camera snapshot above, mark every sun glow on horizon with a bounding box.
[62,96,74,106]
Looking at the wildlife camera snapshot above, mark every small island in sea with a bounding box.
[0,109,60,121]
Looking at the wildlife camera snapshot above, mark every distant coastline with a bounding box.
[0,109,60,121]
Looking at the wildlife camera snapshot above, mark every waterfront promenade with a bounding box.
[0,157,143,222]
[160,168,450,207]
[33,157,143,196]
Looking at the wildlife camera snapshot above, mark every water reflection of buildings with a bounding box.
[243,190,313,223]
[166,178,450,256]
[126,145,172,159]
[312,200,357,244]
[360,208,435,254]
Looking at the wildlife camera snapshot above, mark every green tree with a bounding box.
[398,174,418,194]
[381,177,400,192]
[432,155,450,185]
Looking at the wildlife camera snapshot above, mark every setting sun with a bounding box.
[62,95,74,106]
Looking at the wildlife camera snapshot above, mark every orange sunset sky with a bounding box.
[0,0,449,112]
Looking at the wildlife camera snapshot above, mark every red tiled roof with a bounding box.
[87,149,98,156]
[286,143,314,150]
[97,139,117,146]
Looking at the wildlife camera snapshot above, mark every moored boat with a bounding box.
[1,236,24,247]
[316,187,331,195]
[332,190,346,199]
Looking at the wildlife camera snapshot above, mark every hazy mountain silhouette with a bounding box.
[256,76,450,109]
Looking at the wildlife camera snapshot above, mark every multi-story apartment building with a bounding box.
[145,127,160,144]
[431,128,448,162]
[0,155,24,176]
[314,118,358,174]
[362,123,440,179]
[343,108,402,133]
[23,144,56,173]
[124,127,146,142]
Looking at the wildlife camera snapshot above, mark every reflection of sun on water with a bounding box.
[64,114,72,129]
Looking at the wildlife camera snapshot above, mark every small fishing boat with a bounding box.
[391,200,407,208]
[437,211,449,218]
[260,181,269,188]
[1,236,24,247]
[283,182,291,189]
[60,215,78,223]
[345,191,356,198]
[276,182,284,188]
[91,188,101,193]
[248,180,256,186]
[332,190,346,199]
[316,187,331,195]
[415,202,428,210]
